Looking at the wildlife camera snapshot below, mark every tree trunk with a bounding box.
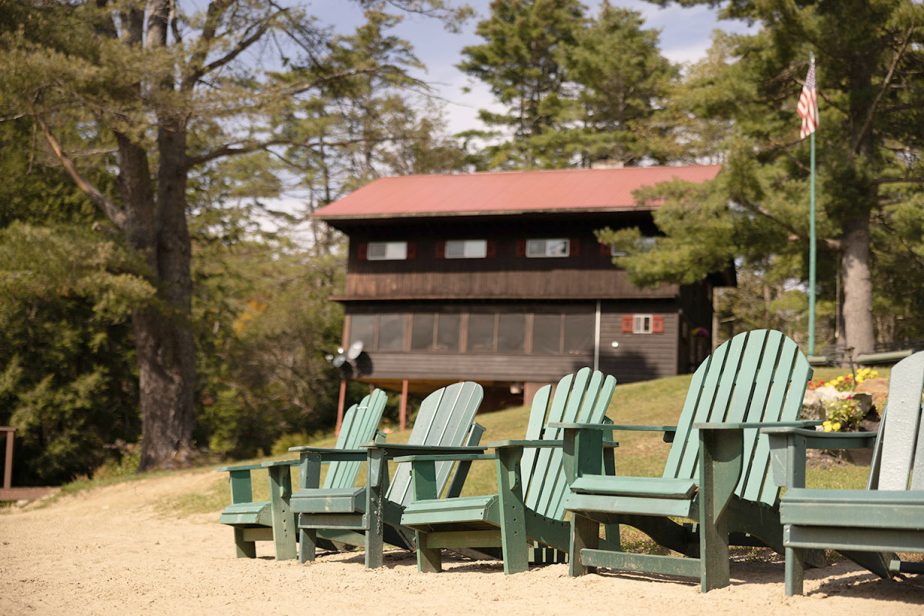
[841,213,876,357]
[135,117,197,470]
[116,117,196,470]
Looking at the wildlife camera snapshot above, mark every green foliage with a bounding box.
[459,0,586,167]
[460,0,676,168]
[563,3,678,165]
[188,197,346,459]
[601,1,924,348]
[0,223,151,484]
[822,398,865,432]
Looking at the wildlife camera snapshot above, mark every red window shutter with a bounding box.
[357,242,368,260]
[570,238,581,257]
[486,240,497,257]
[600,242,610,256]
[516,239,526,257]
[621,316,633,334]
[435,241,445,258]
[652,315,665,334]
[407,242,417,260]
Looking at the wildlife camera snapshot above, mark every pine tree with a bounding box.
[0,0,467,469]
[602,1,924,353]
[459,0,586,167]
[564,2,678,166]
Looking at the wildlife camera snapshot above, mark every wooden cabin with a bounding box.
[314,165,729,419]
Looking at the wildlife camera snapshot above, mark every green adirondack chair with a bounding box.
[399,367,619,574]
[562,329,821,592]
[764,350,924,595]
[290,380,486,568]
[217,389,388,560]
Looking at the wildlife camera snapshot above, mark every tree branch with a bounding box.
[189,9,286,87]
[33,111,127,229]
[852,26,914,154]
[875,176,924,185]
[183,0,233,90]
[185,135,374,169]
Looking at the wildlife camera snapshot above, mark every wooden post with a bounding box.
[2,428,13,490]
[335,379,347,435]
[399,379,409,431]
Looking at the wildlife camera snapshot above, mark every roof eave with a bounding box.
[314,205,657,221]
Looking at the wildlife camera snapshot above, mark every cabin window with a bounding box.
[533,313,563,353]
[467,313,496,352]
[435,314,460,351]
[348,314,376,347]
[497,314,525,353]
[411,314,435,351]
[378,314,405,351]
[610,237,656,257]
[633,314,653,334]
[526,238,570,258]
[367,241,407,260]
[563,313,594,354]
[445,239,487,259]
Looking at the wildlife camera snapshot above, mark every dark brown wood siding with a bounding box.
[337,214,671,301]
[338,269,677,300]
[597,300,679,383]
[360,351,594,383]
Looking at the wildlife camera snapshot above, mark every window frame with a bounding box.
[633,314,653,335]
[445,239,488,259]
[526,238,570,258]
[366,241,408,261]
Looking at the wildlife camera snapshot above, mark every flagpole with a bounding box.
[808,128,816,355]
[807,52,817,356]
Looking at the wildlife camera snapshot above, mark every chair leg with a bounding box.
[570,514,598,577]
[496,446,529,575]
[785,546,806,596]
[699,513,730,592]
[299,528,317,564]
[602,522,622,551]
[234,528,256,558]
[416,530,442,573]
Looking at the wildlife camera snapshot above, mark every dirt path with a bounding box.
[1,470,921,615]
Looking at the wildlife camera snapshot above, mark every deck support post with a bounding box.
[400,379,409,432]
[2,427,13,490]
[335,379,347,435]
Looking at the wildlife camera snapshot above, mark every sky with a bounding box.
[307,0,757,134]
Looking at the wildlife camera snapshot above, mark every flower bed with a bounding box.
[803,369,880,432]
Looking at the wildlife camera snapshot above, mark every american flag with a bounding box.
[797,58,818,139]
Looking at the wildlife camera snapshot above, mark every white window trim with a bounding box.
[610,244,628,257]
[526,238,570,258]
[445,239,488,259]
[633,314,653,334]
[367,241,407,261]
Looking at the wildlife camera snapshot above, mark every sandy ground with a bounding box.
[1,470,922,615]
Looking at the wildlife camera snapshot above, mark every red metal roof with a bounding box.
[314,165,721,220]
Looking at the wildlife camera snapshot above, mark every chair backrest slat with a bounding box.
[519,383,554,496]
[876,352,924,490]
[663,330,811,507]
[523,368,616,520]
[324,389,388,489]
[387,382,483,505]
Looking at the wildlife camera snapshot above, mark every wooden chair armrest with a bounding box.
[217,462,265,473]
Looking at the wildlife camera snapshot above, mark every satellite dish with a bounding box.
[347,340,364,360]
[325,342,371,378]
